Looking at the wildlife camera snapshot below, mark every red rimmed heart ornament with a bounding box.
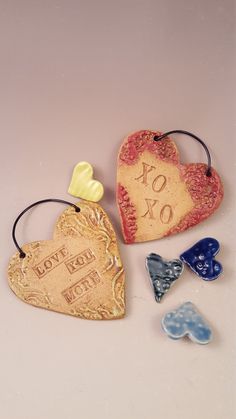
[117,130,223,243]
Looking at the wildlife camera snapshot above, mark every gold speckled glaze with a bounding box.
[8,201,125,320]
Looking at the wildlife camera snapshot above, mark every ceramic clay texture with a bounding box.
[0,2,235,419]
[117,130,223,243]
[8,202,125,319]
[68,161,104,202]
[146,253,184,302]
[162,302,213,344]
[180,237,223,280]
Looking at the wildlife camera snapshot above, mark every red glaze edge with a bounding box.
[118,130,179,166]
[117,130,224,242]
[164,163,224,237]
[117,184,137,244]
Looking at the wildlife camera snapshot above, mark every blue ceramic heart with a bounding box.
[146,253,184,302]
[162,302,212,344]
[180,237,222,281]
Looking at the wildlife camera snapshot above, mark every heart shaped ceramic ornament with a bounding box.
[117,130,224,243]
[180,237,222,280]
[146,253,184,302]
[8,201,125,320]
[162,302,212,344]
[68,161,104,202]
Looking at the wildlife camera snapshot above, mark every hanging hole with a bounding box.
[153,135,161,141]
[206,168,212,177]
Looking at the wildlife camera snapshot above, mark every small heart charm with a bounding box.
[180,237,222,280]
[162,302,212,344]
[146,253,184,302]
[68,161,104,202]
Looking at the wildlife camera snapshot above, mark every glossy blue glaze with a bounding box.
[180,237,222,281]
[162,302,212,344]
[146,253,184,302]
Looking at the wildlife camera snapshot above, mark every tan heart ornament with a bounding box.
[8,201,125,319]
[117,130,224,243]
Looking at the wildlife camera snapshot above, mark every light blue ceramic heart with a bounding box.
[162,302,212,344]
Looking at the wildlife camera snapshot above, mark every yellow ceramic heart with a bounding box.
[68,161,104,202]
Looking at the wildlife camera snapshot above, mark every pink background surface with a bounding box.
[0,1,235,418]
